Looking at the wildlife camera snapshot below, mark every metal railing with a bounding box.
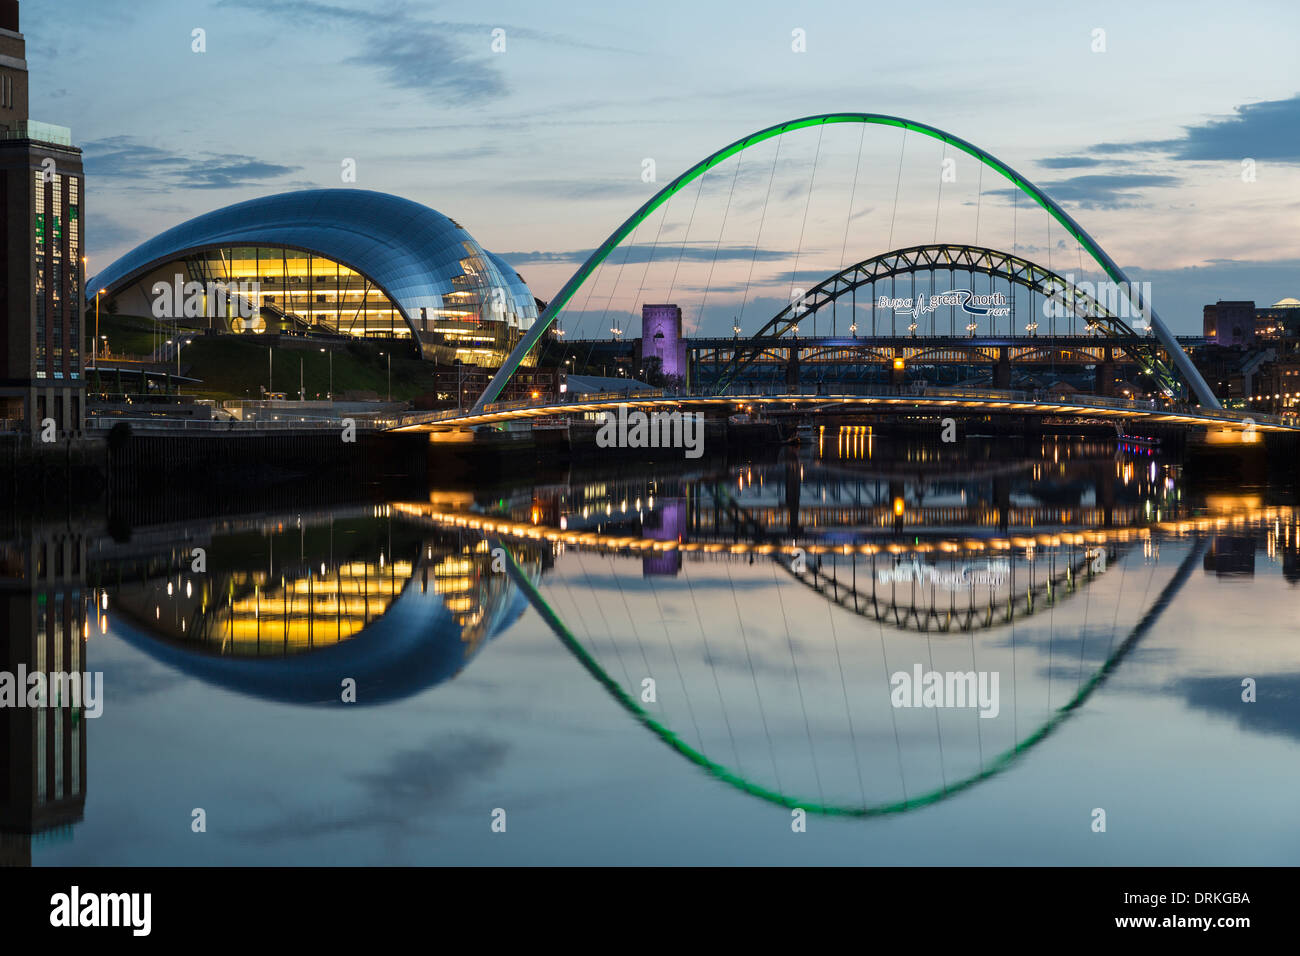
[386,383,1295,430]
[85,414,385,432]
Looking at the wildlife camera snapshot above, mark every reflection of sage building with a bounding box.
[0,528,88,866]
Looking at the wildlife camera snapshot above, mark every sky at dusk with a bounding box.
[21,0,1300,335]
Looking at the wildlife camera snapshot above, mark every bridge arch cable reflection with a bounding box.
[498,534,1205,817]
[707,482,1135,635]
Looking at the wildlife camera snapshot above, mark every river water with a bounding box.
[6,433,1298,865]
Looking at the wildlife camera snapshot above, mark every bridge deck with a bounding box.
[387,388,1299,434]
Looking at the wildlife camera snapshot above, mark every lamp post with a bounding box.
[94,287,106,367]
[320,348,332,401]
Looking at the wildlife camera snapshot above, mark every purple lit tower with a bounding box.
[642,499,685,577]
[639,304,687,383]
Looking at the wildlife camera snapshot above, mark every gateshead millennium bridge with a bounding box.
[385,114,1297,440]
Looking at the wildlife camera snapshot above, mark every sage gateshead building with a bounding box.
[88,188,539,364]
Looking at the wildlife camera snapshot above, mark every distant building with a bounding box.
[1249,353,1300,415]
[1255,297,1300,348]
[1203,300,1255,346]
[561,373,655,396]
[0,0,86,434]
[1203,298,1300,350]
[637,304,687,383]
[425,362,561,409]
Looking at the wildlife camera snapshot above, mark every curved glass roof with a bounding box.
[486,251,540,329]
[88,188,532,336]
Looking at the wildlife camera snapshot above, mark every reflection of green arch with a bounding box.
[476,114,1219,410]
[501,538,1204,816]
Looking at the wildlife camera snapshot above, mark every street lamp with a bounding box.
[320,348,332,401]
[94,287,106,367]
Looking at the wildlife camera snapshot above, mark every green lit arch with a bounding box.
[500,537,1204,817]
[476,114,1218,410]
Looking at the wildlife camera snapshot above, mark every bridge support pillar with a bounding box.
[785,453,802,537]
[994,347,1011,390]
[890,347,905,387]
[1095,345,1116,396]
[994,474,1011,533]
[786,347,800,389]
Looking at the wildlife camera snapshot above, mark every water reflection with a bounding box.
[91,506,544,705]
[3,434,1298,862]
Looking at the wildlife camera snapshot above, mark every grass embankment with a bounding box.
[93,314,437,401]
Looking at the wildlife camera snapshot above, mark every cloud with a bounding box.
[496,244,793,267]
[989,173,1181,210]
[1093,94,1300,162]
[234,732,508,843]
[1035,157,1110,170]
[82,136,300,191]
[216,0,504,102]
[215,0,636,105]
[1174,673,1300,741]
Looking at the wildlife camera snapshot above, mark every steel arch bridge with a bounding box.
[710,242,1176,395]
[476,112,1221,411]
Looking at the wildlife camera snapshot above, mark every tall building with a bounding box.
[1202,300,1255,347]
[638,303,687,383]
[0,0,85,435]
